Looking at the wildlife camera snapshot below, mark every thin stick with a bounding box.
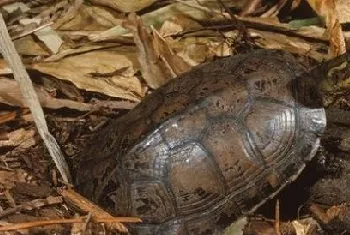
[0,216,141,232]
[0,13,72,183]
[216,0,250,43]
[274,199,281,235]
[0,218,84,231]
[59,188,141,233]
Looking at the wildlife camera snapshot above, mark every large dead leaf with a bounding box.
[0,78,92,111]
[90,0,156,13]
[307,0,346,57]
[32,50,143,102]
[57,4,124,31]
[152,29,191,76]
[250,29,328,61]
[335,0,350,23]
[88,1,225,42]
[34,26,63,54]
[1,128,36,150]
[124,13,170,89]
[171,36,233,65]
[14,36,50,56]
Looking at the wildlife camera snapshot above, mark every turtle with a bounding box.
[75,49,327,234]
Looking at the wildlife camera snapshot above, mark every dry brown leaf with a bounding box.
[207,40,232,58]
[0,128,36,150]
[32,50,143,101]
[152,29,191,76]
[291,218,319,235]
[53,0,84,29]
[0,78,92,111]
[0,169,28,191]
[307,0,346,57]
[335,0,350,23]
[151,1,222,24]
[58,4,124,31]
[2,2,30,14]
[292,220,310,235]
[16,18,62,54]
[0,58,11,74]
[159,20,184,37]
[34,26,63,54]
[172,36,233,65]
[124,13,169,89]
[326,204,347,221]
[88,1,222,42]
[0,111,17,125]
[14,35,50,56]
[246,29,328,61]
[90,0,156,13]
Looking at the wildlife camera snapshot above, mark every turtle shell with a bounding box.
[75,50,326,235]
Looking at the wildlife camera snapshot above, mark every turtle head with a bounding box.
[309,52,350,107]
[293,52,350,109]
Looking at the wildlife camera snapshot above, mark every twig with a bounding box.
[274,199,281,235]
[11,22,53,40]
[0,217,89,231]
[0,13,72,183]
[216,0,251,44]
[0,215,141,232]
[59,188,141,233]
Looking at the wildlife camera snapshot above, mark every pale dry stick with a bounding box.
[0,216,141,232]
[59,188,141,233]
[274,199,281,235]
[11,22,53,40]
[0,13,72,183]
[0,217,92,232]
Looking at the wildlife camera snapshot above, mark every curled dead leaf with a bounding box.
[306,0,346,57]
[90,0,156,13]
[32,51,143,102]
[124,13,170,89]
[0,78,92,111]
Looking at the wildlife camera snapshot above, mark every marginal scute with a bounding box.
[130,181,176,223]
[299,107,327,135]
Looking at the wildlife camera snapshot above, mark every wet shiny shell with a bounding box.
[76,50,326,235]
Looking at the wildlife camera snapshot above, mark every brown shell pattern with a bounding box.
[75,50,326,235]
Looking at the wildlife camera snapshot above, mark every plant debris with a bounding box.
[0,0,350,234]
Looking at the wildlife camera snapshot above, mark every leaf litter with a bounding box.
[0,0,349,234]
